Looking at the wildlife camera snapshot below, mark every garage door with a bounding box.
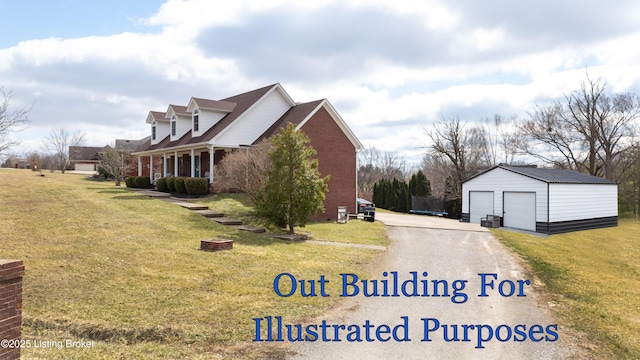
[74,163,95,171]
[503,192,536,231]
[469,191,494,224]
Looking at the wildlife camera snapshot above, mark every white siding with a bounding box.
[462,167,548,222]
[170,115,191,142]
[192,110,226,138]
[214,89,291,146]
[548,183,618,222]
[152,121,170,145]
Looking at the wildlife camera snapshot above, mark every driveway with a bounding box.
[289,213,572,359]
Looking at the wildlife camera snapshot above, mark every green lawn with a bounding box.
[492,220,640,359]
[0,169,388,359]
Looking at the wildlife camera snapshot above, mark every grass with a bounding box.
[0,169,388,359]
[492,220,640,359]
[194,193,388,246]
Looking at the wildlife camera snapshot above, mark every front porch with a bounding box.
[137,147,228,182]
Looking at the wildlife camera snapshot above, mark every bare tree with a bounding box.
[213,140,272,204]
[477,114,521,166]
[421,153,452,198]
[617,141,640,219]
[0,87,31,154]
[426,116,486,195]
[357,146,408,200]
[519,103,581,170]
[100,148,135,186]
[380,150,407,180]
[357,146,381,200]
[26,151,43,172]
[44,128,85,173]
[520,72,640,180]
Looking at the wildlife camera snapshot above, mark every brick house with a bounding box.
[133,83,363,219]
[114,138,162,177]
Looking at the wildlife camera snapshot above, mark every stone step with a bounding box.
[193,209,225,218]
[238,225,266,233]
[270,234,308,241]
[174,202,209,211]
[211,217,243,226]
[141,190,171,198]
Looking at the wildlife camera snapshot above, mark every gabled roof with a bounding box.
[116,138,149,152]
[465,165,616,185]
[136,83,363,154]
[69,146,111,161]
[166,105,190,118]
[187,98,236,113]
[256,99,363,150]
[139,84,278,153]
[146,111,167,124]
[255,100,323,143]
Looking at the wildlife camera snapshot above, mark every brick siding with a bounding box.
[0,260,24,360]
[301,106,357,220]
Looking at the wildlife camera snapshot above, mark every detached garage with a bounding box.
[461,165,618,234]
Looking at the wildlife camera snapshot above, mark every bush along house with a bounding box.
[133,83,363,220]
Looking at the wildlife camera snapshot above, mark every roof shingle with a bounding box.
[464,165,617,184]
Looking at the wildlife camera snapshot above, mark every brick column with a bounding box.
[0,260,24,360]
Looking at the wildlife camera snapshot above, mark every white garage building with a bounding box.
[461,165,618,234]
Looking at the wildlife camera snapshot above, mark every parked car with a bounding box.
[357,198,375,222]
[357,198,375,213]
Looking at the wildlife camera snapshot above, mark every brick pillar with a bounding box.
[0,260,24,360]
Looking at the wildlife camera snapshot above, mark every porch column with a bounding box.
[174,151,178,176]
[163,152,167,177]
[137,157,142,176]
[209,146,214,183]
[190,149,195,177]
[149,155,154,183]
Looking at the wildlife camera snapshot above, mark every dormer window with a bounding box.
[193,109,199,132]
[152,121,157,140]
[171,116,177,136]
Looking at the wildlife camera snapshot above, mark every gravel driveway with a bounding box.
[288,213,573,359]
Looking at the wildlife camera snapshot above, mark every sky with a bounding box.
[2,0,640,165]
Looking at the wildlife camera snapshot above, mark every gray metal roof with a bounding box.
[498,165,616,184]
[465,165,616,184]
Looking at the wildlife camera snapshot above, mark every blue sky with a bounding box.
[0,1,164,47]
[1,0,640,165]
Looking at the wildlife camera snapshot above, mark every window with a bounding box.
[171,116,177,136]
[193,109,199,132]
[152,125,156,140]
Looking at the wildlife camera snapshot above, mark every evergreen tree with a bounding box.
[409,170,431,196]
[255,123,329,233]
[372,182,379,206]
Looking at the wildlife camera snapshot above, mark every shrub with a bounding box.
[166,177,176,193]
[157,177,169,193]
[135,176,151,189]
[185,177,209,196]
[125,176,135,188]
[97,166,113,179]
[174,177,187,194]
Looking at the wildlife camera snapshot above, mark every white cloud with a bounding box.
[1,0,640,165]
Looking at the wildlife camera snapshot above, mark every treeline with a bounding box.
[372,171,434,213]
[424,72,640,217]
